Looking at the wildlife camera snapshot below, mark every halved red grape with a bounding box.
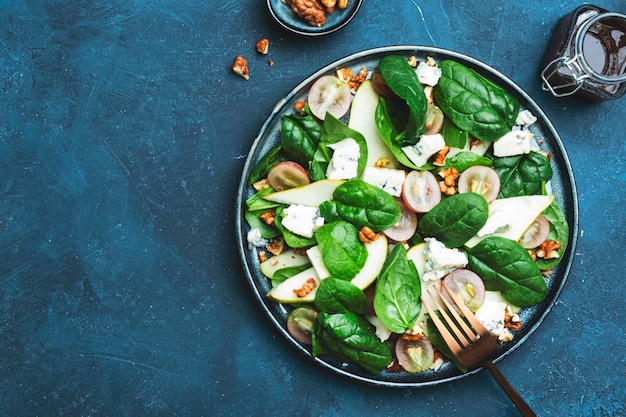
[383,199,418,242]
[267,161,310,191]
[442,269,486,312]
[402,170,441,213]
[423,103,444,135]
[287,307,318,345]
[518,214,550,249]
[395,335,434,373]
[457,165,501,203]
[307,75,351,120]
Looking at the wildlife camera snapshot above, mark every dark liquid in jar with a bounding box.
[542,5,626,101]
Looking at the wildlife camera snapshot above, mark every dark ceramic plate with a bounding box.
[236,46,579,387]
[267,0,363,36]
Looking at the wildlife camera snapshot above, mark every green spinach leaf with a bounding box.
[312,312,392,374]
[375,98,419,169]
[326,180,402,232]
[315,278,368,315]
[373,244,422,334]
[494,151,553,197]
[315,221,367,281]
[244,209,279,239]
[441,117,468,149]
[272,263,313,286]
[434,60,520,142]
[419,193,489,248]
[466,236,547,307]
[442,151,493,173]
[377,55,428,146]
[280,113,322,166]
[248,143,287,185]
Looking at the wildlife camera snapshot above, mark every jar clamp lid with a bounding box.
[541,12,626,98]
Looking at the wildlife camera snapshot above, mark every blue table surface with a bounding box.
[1,1,625,416]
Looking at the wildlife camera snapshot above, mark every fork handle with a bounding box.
[483,361,537,417]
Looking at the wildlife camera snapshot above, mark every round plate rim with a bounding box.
[236,45,579,387]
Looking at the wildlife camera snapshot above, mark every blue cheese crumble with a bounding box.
[493,130,534,157]
[361,167,406,197]
[326,138,360,180]
[402,134,446,167]
[247,228,268,249]
[422,237,468,281]
[281,204,324,238]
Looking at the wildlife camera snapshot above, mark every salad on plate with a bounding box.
[240,51,571,381]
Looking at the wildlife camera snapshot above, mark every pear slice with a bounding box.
[406,243,442,335]
[263,179,343,207]
[351,233,388,290]
[266,267,320,303]
[465,194,555,248]
[348,80,399,169]
[260,248,310,279]
[306,246,331,280]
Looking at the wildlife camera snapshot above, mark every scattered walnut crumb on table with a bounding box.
[232,55,249,80]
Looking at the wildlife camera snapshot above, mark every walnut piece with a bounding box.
[320,0,336,13]
[267,237,284,256]
[256,38,270,55]
[536,240,561,259]
[293,100,306,114]
[293,278,317,298]
[260,211,276,225]
[232,55,249,80]
[358,226,378,243]
[285,0,326,27]
[438,167,458,196]
[374,157,390,168]
[433,145,450,166]
[337,0,348,9]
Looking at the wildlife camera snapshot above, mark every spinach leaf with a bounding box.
[244,209,279,239]
[280,114,322,166]
[535,200,569,270]
[494,151,553,197]
[274,206,317,248]
[315,278,368,315]
[272,263,312,286]
[246,187,280,212]
[248,143,287,185]
[326,180,402,232]
[377,55,428,146]
[466,236,547,307]
[375,98,419,169]
[441,117,468,149]
[419,193,489,248]
[373,244,422,334]
[315,221,367,281]
[442,151,493,173]
[312,312,392,374]
[434,60,520,142]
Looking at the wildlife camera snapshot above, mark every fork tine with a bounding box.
[440,282,491,338]
[430,286,478,345]
[419,294,464,354]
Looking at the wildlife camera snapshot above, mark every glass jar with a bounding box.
[540,5,626,101]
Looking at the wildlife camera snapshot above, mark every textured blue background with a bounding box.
[1,1,624,416]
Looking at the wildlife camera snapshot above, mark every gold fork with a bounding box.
[421,282,537,417]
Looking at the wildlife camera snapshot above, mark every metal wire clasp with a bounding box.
[541,55,589,97]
